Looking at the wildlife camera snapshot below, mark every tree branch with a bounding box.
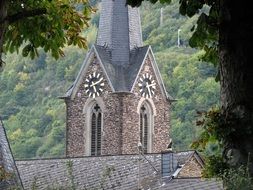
[2,8,47,24]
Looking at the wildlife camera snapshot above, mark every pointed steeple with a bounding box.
[96,0,143,66]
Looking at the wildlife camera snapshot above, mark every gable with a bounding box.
[131,46,173,101]
[178,154,204,178]
[62,45,115,100]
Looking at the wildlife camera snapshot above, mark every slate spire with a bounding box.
[96,0,143,66]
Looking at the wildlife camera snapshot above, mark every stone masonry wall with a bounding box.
[66,54,122,156]
[66,51,171,156]
[126,53,171,154]
[178,156,203,177]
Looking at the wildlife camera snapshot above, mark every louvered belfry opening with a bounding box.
[91,104,102,156]
[140,105,148,153]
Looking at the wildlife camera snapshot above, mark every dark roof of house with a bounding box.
[155,178,223,190]
[16,154,161,190]
[0,119,23,189]
[15,151,222,190]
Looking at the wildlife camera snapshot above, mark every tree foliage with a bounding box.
[0,0,94,68]
[127,0,219,66]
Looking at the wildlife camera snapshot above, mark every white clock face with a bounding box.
[138,73,156,98]
[84,72,104,98]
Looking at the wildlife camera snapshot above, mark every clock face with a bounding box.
[84,72,104,98]
[138,73,156,98]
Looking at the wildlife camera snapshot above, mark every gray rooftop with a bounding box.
[96,0,143,66]
[155,178,223,190]
[95,44,149,91]
[17,154,161,190]
[0,119,22,189]
[15,151,223,190]
[95,0,144,91]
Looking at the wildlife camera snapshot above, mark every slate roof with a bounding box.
[95,45,149,91]
[15,151,223,190]
[127,46,150,90]
[154,178,223,190]
[94,0,147,91]
[96,0,143,66]
[0,119,23,189]
[16,154,162,190]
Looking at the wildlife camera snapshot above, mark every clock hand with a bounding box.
[147,85,151,96]
[90,78,103,87]
[91,81,97,92]
[146,83,156,88]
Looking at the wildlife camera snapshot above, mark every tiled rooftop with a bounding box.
[155,178,223,190]
[15,151,223,190]
[16,154,161,190]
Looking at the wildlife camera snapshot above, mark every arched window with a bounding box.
[139,103,153,153]
[90,104,102,156]
[83,98,105,156]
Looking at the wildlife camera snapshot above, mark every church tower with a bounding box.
[62,0,173,157]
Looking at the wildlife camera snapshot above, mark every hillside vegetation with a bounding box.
[0,0,219,159]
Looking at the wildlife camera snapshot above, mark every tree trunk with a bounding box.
[219,0,253,174]
[0,0,8,68]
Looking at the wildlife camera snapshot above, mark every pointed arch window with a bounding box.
[139,104,152,153]
[91,104,102,156]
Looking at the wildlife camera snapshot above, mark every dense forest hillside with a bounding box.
[0,0,219,159]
